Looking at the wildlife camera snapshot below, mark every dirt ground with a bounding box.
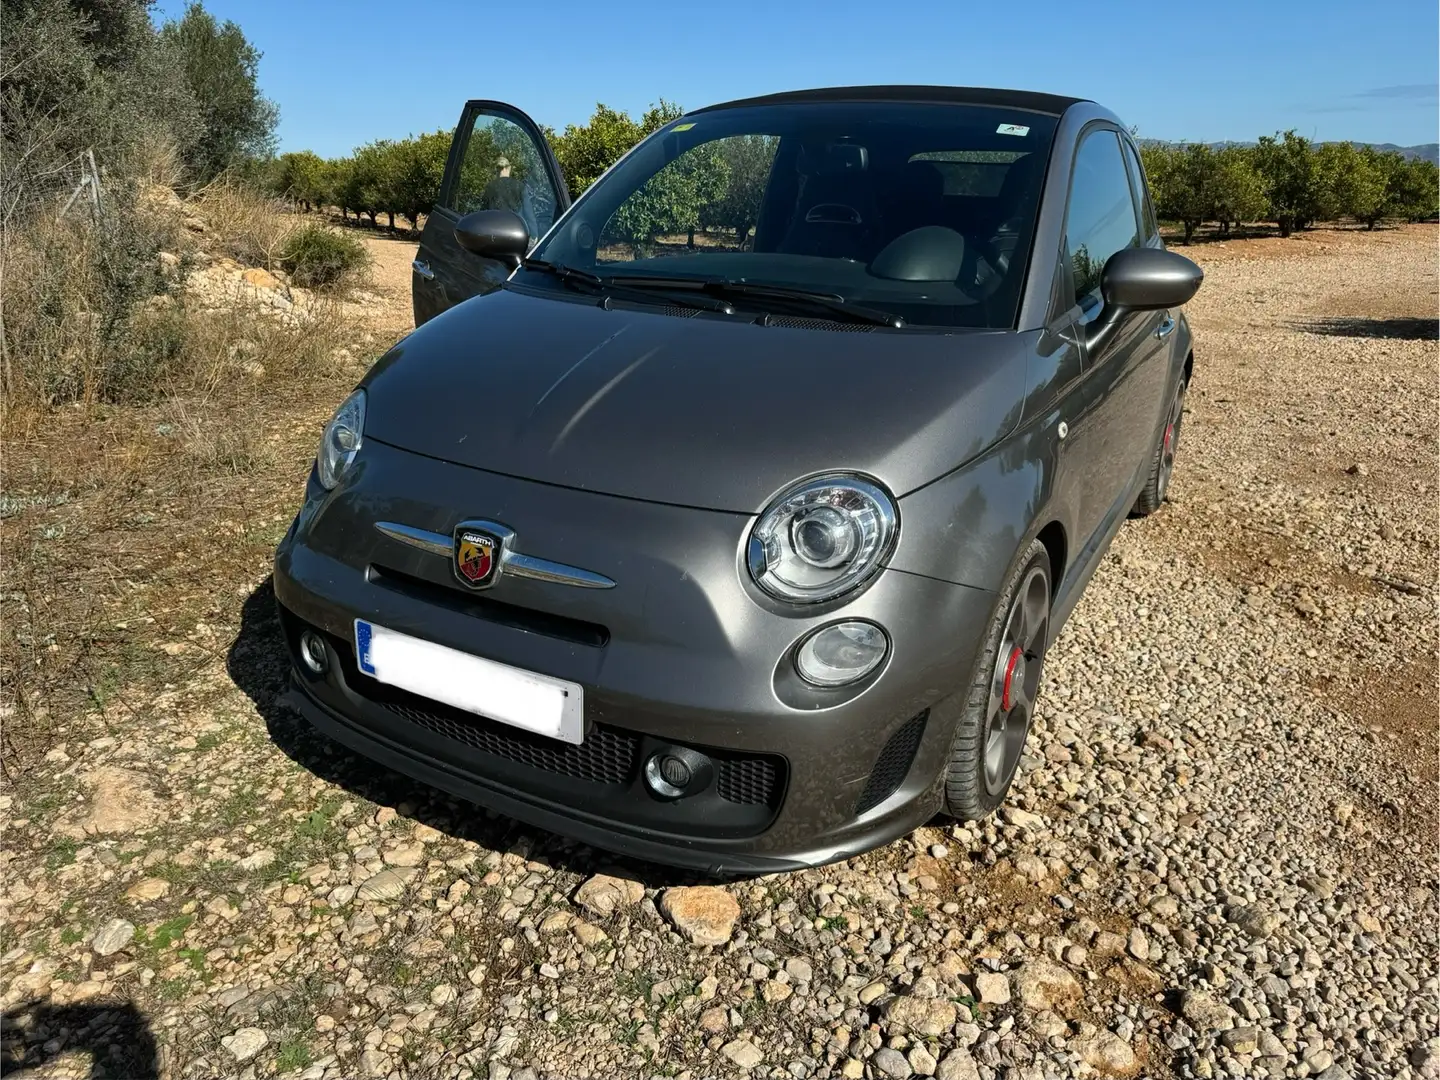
[0,222,1435,1080]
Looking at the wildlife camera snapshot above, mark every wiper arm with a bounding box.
[609,274,905,327]
[519,259,734,314]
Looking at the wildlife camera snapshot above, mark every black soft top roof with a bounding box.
[691,85,1087,118]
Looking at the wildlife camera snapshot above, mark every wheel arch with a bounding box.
[1034,520,1068,595]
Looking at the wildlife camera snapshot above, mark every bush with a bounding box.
[279,224,369,289]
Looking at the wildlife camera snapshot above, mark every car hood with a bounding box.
[362,288,1029,513]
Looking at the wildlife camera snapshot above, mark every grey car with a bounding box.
[274,86,1201,874]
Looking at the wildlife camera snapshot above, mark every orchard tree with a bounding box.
[1210,147,1267,236]
[1143,143,1213,244]
[383,130,450,232]
[272,150,326,210]
[1252,130,1313,236]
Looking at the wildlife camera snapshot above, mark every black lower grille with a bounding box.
[383,697,638,785]
[716,756,780,806]
[855,710,928,814]
[335,637,782,801]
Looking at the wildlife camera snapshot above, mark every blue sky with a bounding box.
[155,0,1438,158]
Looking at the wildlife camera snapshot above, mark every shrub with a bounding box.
[279,224,369,289]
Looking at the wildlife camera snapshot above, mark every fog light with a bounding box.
[795,621,888,687]
[643,747,713,800]
[299,630,328,674]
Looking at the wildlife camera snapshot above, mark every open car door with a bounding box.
[412,101,570,327]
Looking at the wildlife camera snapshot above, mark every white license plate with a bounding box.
[355,619,584,744]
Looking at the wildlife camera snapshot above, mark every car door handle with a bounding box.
[1155,314,1176,339]
[412,259,435,281]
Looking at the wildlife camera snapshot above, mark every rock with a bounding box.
[841,1060,865,1079]
[1221,1026,1260,1054]
[1179,989,1235,1032]
[1092,931,1127,958]
[430,983,456,1006]
[721,1039,764,1069]
[935,1048,981,1080]
[1345,462,1368,476]
[221,1028,268,1062]
[55,766,160,838]
[658,886,740,946]
[1073,1030,1139,1077]
[237,849,275,871]
[872,1048,912,1078]
[1014,853,1049,883]
[784,957,813,982]
[356,867,417,902]
[859,981,888,1005]
[359,1048,391,1076]
[1304,1049,1335,1073]
[241,267,282,290]
[908,1045,937,1076]
[1011,959,1082,1015]
[699,1006,728,1034]
[125,878,170,902]
[538,911,571,934]
[1228,904,1282,940]
[975,972,1011,1004]
[383,843,424,867]
[883,995,958,1037]
[1002,807,1045,829]
[92,918,135,956]
[571,921,609,948]
[574,873,644,918]
[1126,927,1149,961]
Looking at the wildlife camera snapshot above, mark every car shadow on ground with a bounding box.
[228,578,718,887]
[1294,315,1438,340]
[0,1000,158,1079]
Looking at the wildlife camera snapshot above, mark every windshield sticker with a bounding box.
[671,122,696,131]
[996,123,1030,137]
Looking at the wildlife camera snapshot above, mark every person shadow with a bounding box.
[0,1000,158,1079]
[227,577,706,887]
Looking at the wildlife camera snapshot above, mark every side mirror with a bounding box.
[1101,247,1203,310]
[1086,247,1202,350]
[454,209,529,267]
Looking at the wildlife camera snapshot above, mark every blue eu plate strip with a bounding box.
[355,619,376,676]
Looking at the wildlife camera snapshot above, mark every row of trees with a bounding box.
[263,101,691,232]
[262,103,1440,245]
[1139,133,1438,242]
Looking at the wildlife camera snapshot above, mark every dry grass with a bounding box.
[0,176,375,774]
[191,179,297,270]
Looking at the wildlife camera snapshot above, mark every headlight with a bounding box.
[748,474,897,603]
[316,388,365,490]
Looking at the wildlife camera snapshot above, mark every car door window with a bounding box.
[1064,130,1140,314]
[447,112,560,241]
[1120,139,1159,243]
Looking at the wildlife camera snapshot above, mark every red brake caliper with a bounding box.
[1162,421,1175,459]
[1000,646,1024,712]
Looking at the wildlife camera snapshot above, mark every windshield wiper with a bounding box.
[518,258,735,314]
[608,274,906,328]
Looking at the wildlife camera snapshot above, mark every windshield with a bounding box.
[525,101,1057,329]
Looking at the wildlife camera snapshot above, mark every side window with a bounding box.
[1121,139,1159,243]
[1064,130,1140,313]
[448,112,559,240]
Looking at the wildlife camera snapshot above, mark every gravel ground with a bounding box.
[1,225,1435,1080]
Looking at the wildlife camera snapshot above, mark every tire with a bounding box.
[942,539,1051,820]
[1133,378,1187,517]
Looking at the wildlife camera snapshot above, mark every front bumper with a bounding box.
[273,440,997,873]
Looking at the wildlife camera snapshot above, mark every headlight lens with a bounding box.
[796,621,889,686]
[316,389,365,490]
[748,474,897,603]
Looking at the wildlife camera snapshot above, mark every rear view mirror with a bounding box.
[454,210,529,266]
[1101,247,1203,311]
